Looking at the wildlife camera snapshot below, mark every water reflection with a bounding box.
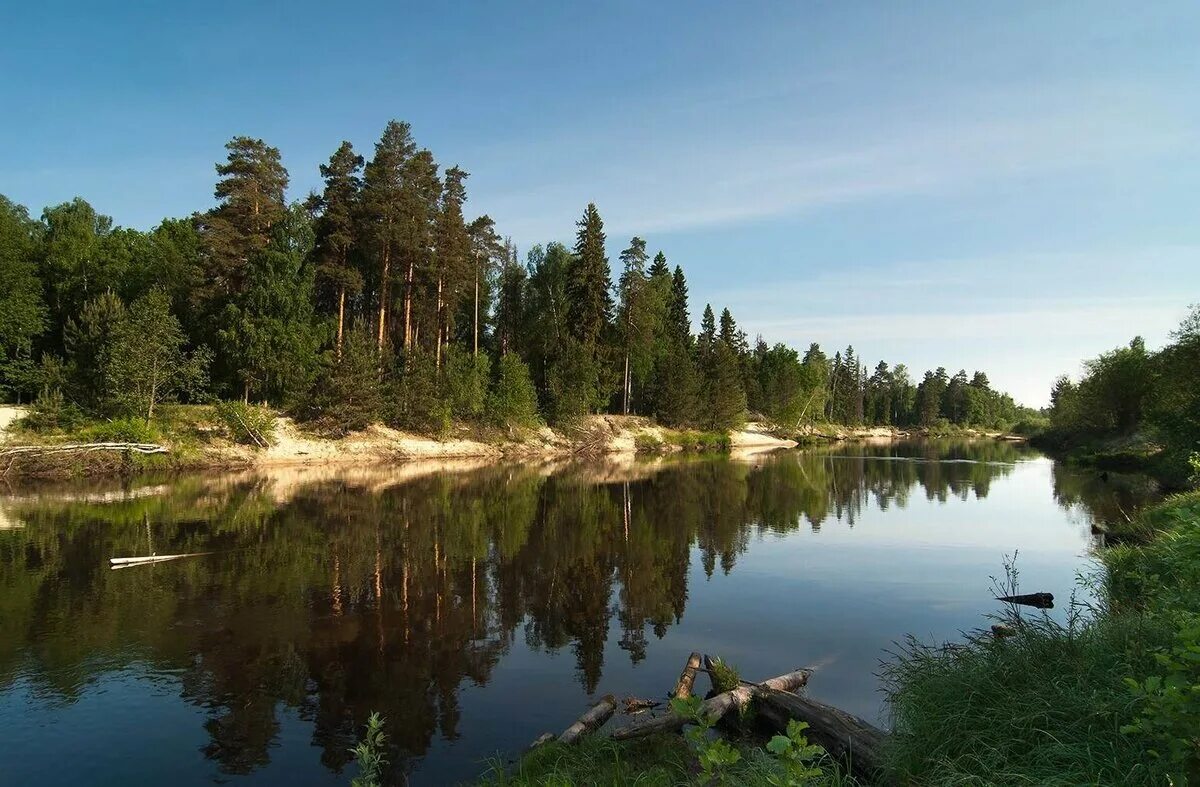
[0,440,1143,784]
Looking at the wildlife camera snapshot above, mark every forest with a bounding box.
[0,121,1034,440]
[1043,306,1200,484]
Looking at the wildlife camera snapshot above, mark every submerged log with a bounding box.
[611,669,812,741]
[558,695,616,744]
[673,652,703,699]
[757,688,890,784]
[996,592,1054,609]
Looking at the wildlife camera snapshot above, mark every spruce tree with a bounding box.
[617,236,654,414]
[566,203,612,352]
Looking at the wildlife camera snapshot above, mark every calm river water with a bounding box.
[0,440,1158,785]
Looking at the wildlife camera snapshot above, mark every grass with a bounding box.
[882,490,1200,786]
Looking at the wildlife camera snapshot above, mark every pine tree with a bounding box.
[198,137,289,299]
[312,141,364,359]
[360,121,416,352]
[433,165,470,367]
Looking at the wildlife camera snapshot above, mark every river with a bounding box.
[0,440,1159,785]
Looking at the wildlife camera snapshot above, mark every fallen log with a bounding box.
[996,591,1054,609]
[757,688,890,784]
[611,669,811,741]
[0,442,168,458]
[558,695,616,744]
[673,652,703,699]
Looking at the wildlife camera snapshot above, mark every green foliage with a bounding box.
[390,349,450,436]
[444,346,490,421]
[77,417,162,444]
[764,721,826,786]
[670,694,743,785]
[487,354,540,429]
[1121,622,1200,781]
[214,400,275,446]
[106,289,210,421]
[299,326,382,436]
[349,712,388,787]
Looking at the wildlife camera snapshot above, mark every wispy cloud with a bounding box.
[471,80,1192,243]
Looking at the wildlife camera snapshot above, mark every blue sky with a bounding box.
[3,1,1197,405]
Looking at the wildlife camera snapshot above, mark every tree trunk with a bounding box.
[558,696,616,744]
[673,652,703,700]
[377,247,391,354]
[756,688,890,784]
[474,263,480,357]
[623,352,630,415]
[435,276,444,372]
[403,255,415,351]
[611,669,811,740]
[336,285,346,361]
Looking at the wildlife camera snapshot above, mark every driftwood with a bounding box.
[757,688,890,784]
[611,669,812,741]
[622,696,660,715]
[525,732,556,753]
[996,591,1054,609]
[673,652,703,699]
[110,552,214,569]
[558,695,616,744]
[991,623,1016,639]
[0,442,168,458]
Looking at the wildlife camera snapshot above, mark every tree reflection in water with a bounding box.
[0,439,1139,781]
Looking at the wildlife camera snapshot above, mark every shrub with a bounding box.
[487,354,540,429]
[214,400,275,447]
[444,346,490,421]
[78,417,162,444]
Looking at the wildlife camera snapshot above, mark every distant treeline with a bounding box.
[0,121,1032,435]
[1044,307,1199,482]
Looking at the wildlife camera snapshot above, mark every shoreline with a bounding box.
[0,405,1030,483]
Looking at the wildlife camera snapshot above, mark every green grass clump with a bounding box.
[666,430,732,453]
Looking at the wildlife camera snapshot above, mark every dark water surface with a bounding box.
[0,441,1158,785]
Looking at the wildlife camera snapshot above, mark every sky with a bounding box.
[2,1,1197,406]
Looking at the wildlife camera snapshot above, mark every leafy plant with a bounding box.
[764,720,826,786]
[707,657,742,694]
[350,712,387,787]
[670,694,742,785]
[1122,620,1200,781]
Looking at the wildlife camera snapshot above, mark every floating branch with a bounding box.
[1,442,168,459]
[110,551,214,569]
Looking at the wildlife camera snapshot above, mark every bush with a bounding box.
[487,354,540,430]
[214,400,275,446]
[389,349,450,437]
[444,346,490,421]
[78,417,162,444]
